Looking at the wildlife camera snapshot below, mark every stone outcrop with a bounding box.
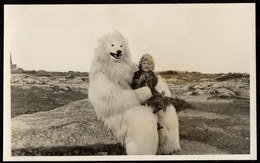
[168,81,249,100]
[11,99,116,150]
[11,74,89,93]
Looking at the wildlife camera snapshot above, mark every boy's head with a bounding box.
[139,54,155,72]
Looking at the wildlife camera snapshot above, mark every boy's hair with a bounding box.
[138,54,155,70]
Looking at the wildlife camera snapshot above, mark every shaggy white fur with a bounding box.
[155,76,181,154]
[88,30,181,155]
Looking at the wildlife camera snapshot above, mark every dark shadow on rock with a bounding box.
[12,143,126,156]
[169,97,192,112]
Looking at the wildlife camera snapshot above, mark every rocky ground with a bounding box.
[9,71,251,158]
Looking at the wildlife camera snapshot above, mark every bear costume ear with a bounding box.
[97,35,106,45]
[111,29,129,45]
[113,29,123,37]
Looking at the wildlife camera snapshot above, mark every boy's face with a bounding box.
[141,60,153,72]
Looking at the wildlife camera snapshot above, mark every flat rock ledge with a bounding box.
[11,99,117,150]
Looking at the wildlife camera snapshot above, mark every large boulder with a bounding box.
[216,88,236,98]
[11,99,117,150]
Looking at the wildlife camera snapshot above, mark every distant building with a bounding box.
[10,53,24,73]
[10,53,18,70]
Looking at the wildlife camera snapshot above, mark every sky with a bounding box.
[4,4,255,74]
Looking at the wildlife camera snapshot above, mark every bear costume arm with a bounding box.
[89,72,152,119]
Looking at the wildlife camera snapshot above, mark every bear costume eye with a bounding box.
[120,45,122,47]
[111,44,114,46]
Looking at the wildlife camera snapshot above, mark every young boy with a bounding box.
[132,54,166,130]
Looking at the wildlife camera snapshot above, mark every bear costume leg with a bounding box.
[157,104,181,154]
[120,106,158,155]
[153,76,181,154]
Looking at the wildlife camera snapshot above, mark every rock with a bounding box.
[217,93,231,98]
[199,78,210,82]
[22,78,36,84]
[11,79,20,83]
[11,99,117,150]
[59,85,71,91]
[38,77,51,84]
[193,84,204,89]
[58,78,68,82]
[216,88,236,97]
[183,91,193,96]
[193,89,206,95]
[166,78,177,83]
[81,77,89,82]
[65,74,75,79]
[11,74,29,83]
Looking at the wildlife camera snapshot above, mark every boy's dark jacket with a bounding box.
[131,70,158,94]
[131,70,171,113]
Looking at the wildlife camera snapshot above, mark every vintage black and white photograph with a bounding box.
[4,4,256,161]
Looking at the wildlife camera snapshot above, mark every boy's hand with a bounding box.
[139,74,147,82]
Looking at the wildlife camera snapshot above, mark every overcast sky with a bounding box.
[4,4,255,74]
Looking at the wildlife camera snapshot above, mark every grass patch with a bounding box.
[179,100,250,154]
[12,143,125,156]
[11,86,87,118]
[179,117,250,154]
[188,99,250,117]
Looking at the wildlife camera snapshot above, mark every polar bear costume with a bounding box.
[88,30,181,155]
